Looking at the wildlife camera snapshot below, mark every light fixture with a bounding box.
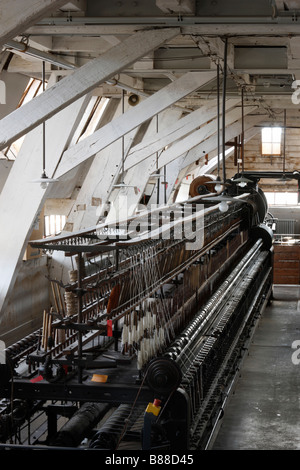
[31,61,58,189]
[205,175,231,191]
[219,200,229,212]
[32,171,58,189]
[232,175,253,187]
[214,175,224,192]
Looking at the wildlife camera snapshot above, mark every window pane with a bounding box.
[272,127,282,142]
[262,142,272,154]
[272,142,281,155]
[262,127,272,141]
[261,127,282,155]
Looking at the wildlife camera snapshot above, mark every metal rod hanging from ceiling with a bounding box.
[283,108,286,175]
[241,86,244,175]
[156,114,160,205]
[42,60,46,176]
[217,63,220,179]
[222,37,228,183]
[121,88,125,176]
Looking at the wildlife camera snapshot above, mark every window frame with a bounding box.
[261,127,282,156]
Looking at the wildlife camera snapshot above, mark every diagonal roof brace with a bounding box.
[0,27,180,151]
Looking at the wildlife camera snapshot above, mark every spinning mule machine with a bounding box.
[0,176,273,450]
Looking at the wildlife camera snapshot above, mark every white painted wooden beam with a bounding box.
[0,27,180,150]
[137,111,260,205]
[167,163,193,204]
[51,36,111,52]
[180,115,264,170]
[26,23,300,37]
[147,155,187,206]
[125,98,239,171]
[25,24,146,37]
[169,125,262,202]
[200,127,261,175]
[105,109,182,223]
[0,91,90,316]
[59,0,87,12]
[66,106,183,231]
[280,0,300,9]
[55,71,216,179]
[194,36,234,69]
[156,0,196,14]
[65,98,143,231]
[274,0,285,9]
[156,106,258,170]
[0,0,67,48]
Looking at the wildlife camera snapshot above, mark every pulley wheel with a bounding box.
[189,176,216,197]
[250,223,273,250]
[146,357,182,395]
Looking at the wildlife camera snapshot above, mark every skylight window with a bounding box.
[261,127,282,156]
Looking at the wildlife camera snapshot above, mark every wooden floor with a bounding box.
[212,285,300,450]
